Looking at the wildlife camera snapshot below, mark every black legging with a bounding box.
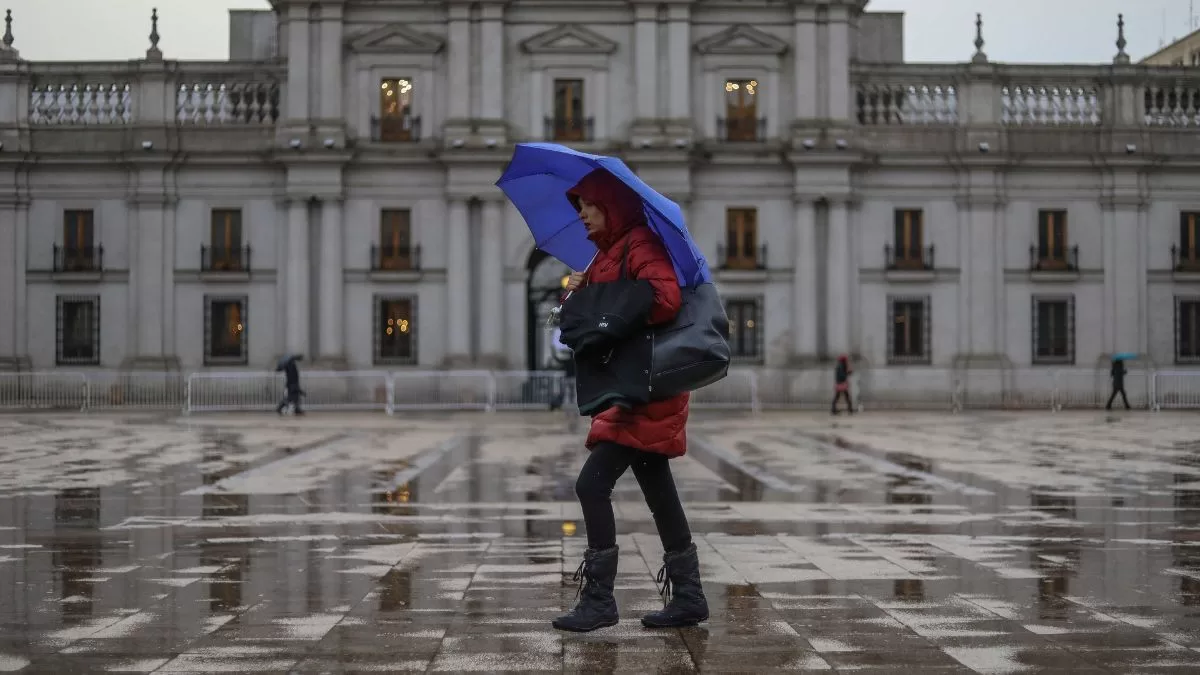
[832,389,853,413]
[1106,385,1130,410]
[575,441,692,553]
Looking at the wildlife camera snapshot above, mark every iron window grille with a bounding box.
[1032,295,1075,365]
[724,297,763,363]
[1176,297,1200,364]
[203,295,248,366]
[886,295,931,365]
[56,295,100,366]
[374,295,418,365]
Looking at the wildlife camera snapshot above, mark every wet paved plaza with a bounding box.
[2,410,1200,673]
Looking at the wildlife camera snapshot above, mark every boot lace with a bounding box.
[655,560,673,602]
[571,558,593,602]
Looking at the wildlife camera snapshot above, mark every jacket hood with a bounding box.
[566,168,646,252]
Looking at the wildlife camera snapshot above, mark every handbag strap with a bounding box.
[618,238,633,280]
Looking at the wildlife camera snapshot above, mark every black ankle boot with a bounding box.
[641,543,709,628]
[552,546,620,632]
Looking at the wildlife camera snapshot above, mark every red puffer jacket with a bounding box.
[566,169,689,459]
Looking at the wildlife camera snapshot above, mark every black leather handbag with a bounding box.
[642,281,731,399]
[602,245,731,400]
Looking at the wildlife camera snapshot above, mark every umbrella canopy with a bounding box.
[496,143,712,286]
[276,354,302,370]
[1112,352,1137,361]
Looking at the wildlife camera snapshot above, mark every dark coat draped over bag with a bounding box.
[564,169,690,459]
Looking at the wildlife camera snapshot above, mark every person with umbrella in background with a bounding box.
[498,146,713,633]
[1107,353,1134,411]
[275,354,304,415]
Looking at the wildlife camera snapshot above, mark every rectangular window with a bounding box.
[378,209,414,271]
[204,296,247,365]
[1032,295,1074,365]
[723,79,759,141]
[1181,212,1199,268]
[379,77,415,141]
[553,79,585,141]
[209,209,244,270]
[724,208,759,270]
[56,296,100,366]
[1178,297,1200,364]
[374,296,417,365]
[887,295,931,364]
[1037,210,1068,267]
[62,209,96,271]
[724,298,762,361]
[892,209,924,268]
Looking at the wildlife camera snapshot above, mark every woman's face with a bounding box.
[577,198,606,236]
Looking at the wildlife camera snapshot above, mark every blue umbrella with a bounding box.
[495,143,712,286]
[1113,352,1137,361]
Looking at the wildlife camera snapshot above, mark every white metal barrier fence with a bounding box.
[185,370,393,414]
[0,368,1197,413]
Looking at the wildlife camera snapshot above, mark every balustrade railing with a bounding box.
[852,64,1200,130]
[1001,80,1102,126]
[30,65,135,125]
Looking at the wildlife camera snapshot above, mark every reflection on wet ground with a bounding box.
[1,411,1200,672]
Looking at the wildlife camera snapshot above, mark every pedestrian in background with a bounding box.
[1106,355,1131,411]
[275,354,304,415]
[832,354,854,415]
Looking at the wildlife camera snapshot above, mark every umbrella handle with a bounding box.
[545,254,597,327]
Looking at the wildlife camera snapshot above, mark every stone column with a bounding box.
[317,3,343,121]
[825,4,853,123]
[825,200,850,356]
[666,4,690,122]
[791,199,818,359]
[286,200,310,356]
[445,198,471,362]
[447,5,471,120]
[477,199,505,364]
[284,3,311,121]
[318,199,344,361]
[479,4,504,121]
[633,4,658,120]
[0,199,24,369]
[793,5,818,120]
[529,72,544,140]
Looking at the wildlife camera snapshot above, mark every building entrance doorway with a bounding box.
[525,249,571,371]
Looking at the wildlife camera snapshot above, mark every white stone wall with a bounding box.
[1,0,1198,381]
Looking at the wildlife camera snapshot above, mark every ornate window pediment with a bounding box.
[347,24,445,54]
[694,24,789,56]
[520,24,617,55]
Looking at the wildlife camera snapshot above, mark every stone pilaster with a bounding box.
[445,198,472,365]
[628,2,660,143]
[122,164,180,371]
[317,198,345,366]
[285,199,310,357]
[791,198,819,361]
[664,2,692,137]
[824,198,851,357]
[314,2,345,142]
[476,198,506,366]
[952,179,1009,368]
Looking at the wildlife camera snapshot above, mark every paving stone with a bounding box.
[0,411,1198,672]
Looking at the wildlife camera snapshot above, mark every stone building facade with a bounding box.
[0,1,1199,388]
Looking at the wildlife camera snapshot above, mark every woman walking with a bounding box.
[831,354,853,415]
[551,168,709,633]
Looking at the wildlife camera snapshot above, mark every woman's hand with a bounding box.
[565,272,586,292]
